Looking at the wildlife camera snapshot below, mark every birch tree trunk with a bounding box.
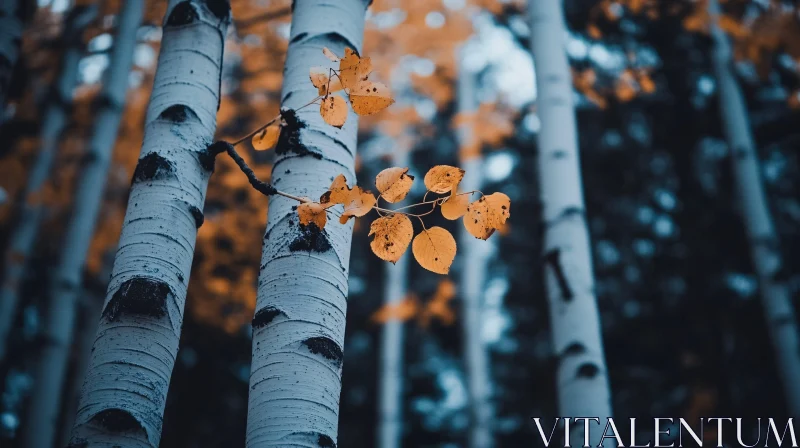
[377,152,410,448]
[456,63,493,448]
[22,2,144,446]
[67,1,230,446]
[0,0,24,119]
[246,1,368,446]
[708,0,800,417]
[528,0,614,444]
[0,4,97,361]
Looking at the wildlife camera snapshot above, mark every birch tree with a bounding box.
[67,0,230,445]
[528,0,614,443]
[0,0,25,118]
[22,2,144,446]
[377,152,410,448]
[246,0,369,445]
[0,4,97,361]
[455,62,494,448]
[708,0,800,416]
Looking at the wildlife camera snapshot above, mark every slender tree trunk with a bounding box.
[68,1,230,446]
[22,2,144,446]
[0,4,97,362]
[708,0,800,416]
[0,0,24,119]
[246,1,368,446]
[528,0,614,444]
[456,62,494,448]
[377,151,410,448]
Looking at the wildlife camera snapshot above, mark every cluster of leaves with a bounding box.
[296,165,510,275]
[250,47,395,149]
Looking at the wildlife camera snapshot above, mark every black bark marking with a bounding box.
[290,31,308,44]
[252,306,285,329]
[102,277,171,322]
[560,342,585,358]
[302,336,343,368]
[276,109,322,159]
[197,145,217,173]
[88,409,146,435]
[188,204,204,228]
[289,223,332,252]
[576,363,600,379]
[157,104,199,123]
[202,0,231,20]
[166,1,198,26]
[318,434,337,448]
[318,32,360,57]
[132,153,176,183]
[544,249,574,300]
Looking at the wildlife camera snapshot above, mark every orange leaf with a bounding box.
[440,192,470,220]
[349,81,395,116]
[252,124,280,151]
[320,95,348,128]
[339,47,372,90]
[322,47,340,62]
[297,202,328,229]
[375,167,414,203]
[423,165,465,194]
[412,227,457,274]
[369,213,413,263]
[339,188,376,224]
[463,193,511,240]
[310,66,343,96]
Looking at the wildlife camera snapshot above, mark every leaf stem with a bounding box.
[231,96,323,147]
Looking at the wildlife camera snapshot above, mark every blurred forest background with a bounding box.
[1,0,799,446]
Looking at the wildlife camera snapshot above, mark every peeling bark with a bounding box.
[68,1,230,446]
[0,4,97,361]
[22,3,144,443]
[377,152,410,448]
[708,0,800,417]
[528,0,614,444]
[246,1,368,446]
[456,62,494,448]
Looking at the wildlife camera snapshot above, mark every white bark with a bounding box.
[246,1,368,446]
[0,4,97,362]
[22,2,144,446]
[456,63,494,448]
[0,0,24,118]
[377,152,410,448]
[708,0,800,417]
[68,1,230,446]
[528,0,614,444]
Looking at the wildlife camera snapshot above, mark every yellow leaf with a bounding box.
[339,47,373,90]
[412,227,457,274]
[349,81,395,116]
[297,202,328,229]
[418,280,456,327]
[370,294,419,323]
[375,167,414,203]
[464,193,511,240]
[320,95,348,128]
[310,67,343,96]
[369,213,413,263]
[339,188,376,224]
[321,174,350,205]
[423,165,465,194]
[252,124,280,151]
[440,192,469,220]
[322,47,340,62]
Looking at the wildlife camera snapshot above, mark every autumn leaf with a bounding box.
[418,280,456,328]
[370,294,419,324]
[320,174,350,205]
[412,226,457,274]
[339,47,373,90]
[252,123,280,151]
[349,81,395,116]
[423,165,465,195]
[375,167,414,203]
[464,192,511,240]
[340,188,376,224]
[322,47,340,62]
[297,202,328,229]
[440,192,469,220]
[320,95,348,128]
[310,66,343,96]
[369,213,413,263]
